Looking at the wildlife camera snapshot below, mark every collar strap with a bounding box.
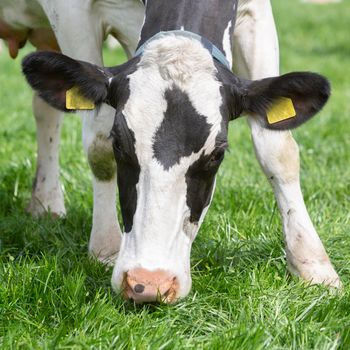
[134,30,231,69]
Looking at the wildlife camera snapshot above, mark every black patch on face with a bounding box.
[185,144,226,223]
[106,57,140,109]
[109,59,140,233]
[152,86,211,170]
[112,114,140,233]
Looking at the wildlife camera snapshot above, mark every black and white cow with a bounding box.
[19,0,342,303]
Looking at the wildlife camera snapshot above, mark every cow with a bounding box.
[0,0,144,260]
[5,0,342,303]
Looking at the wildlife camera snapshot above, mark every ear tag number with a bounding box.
[66,86,95,110]
[267,97,296,124]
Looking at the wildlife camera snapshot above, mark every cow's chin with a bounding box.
[110,229,196,304]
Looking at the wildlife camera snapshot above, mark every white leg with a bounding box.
[97,0,144,57]
[83,105,123,265]
[39,1,122,262]
[27,93,65,217]
[233,0,340,287]
[88,176,122,264]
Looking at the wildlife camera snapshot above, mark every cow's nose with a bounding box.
[123,268,179,304]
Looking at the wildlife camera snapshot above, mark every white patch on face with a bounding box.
[223,20,233,68]
[112,36,224,298]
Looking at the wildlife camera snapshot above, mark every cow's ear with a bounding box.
[235,72,330,130]
[22,51,111,112]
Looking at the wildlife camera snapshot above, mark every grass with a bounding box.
[0,0,350,348]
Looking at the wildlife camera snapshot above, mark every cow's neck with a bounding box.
[138,0,238,57]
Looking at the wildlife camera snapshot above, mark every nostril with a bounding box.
[134,283,145,294]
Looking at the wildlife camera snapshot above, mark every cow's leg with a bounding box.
[39,1,123,263]
[233,0,340,287]
[27,93,65,217]
[83,105,122,264]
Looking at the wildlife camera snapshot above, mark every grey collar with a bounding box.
[134,30,231,69]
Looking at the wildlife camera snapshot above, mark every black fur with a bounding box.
[216,63,331,130]
[22,51,111,111]
[106,57,140,109]
[112,113,140,233]
[153,86,211,170]
[242,72,331,130]
[109,60,140,233]
[185,144,226,223]
[139,0,238,53]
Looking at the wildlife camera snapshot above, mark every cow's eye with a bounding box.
[203,148,225,171]
[207,148,225,169]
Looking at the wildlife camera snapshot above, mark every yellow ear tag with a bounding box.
[66,86,95,110]
[267,97,296,124]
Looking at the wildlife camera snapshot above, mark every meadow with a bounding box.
[0,1,349,349]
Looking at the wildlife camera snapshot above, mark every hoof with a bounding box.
[89,229,121,266]
[26,196,66,218]
[288,259,342,289]
[89,249,119,266]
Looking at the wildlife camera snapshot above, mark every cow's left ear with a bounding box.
[230,72,330,130]
[22,51,111,112]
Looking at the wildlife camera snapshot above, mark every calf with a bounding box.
[22,0,341,303]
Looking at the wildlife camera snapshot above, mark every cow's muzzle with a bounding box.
[123,268,179,304]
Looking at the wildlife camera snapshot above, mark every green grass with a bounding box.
[1,1,350,349]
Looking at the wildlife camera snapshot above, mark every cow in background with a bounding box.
[0,0,143,261]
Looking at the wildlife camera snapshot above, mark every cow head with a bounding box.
[22,36,330,303]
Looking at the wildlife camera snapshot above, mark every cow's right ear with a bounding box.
[22,51,111,112]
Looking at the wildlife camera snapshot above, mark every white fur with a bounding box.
[88,176,122,265]
[27,94,65,217]
[112,36,223,298]
[0,0,46,29]
[82,104,123,263]
[222,20,233,68]
[234,0,340,287]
